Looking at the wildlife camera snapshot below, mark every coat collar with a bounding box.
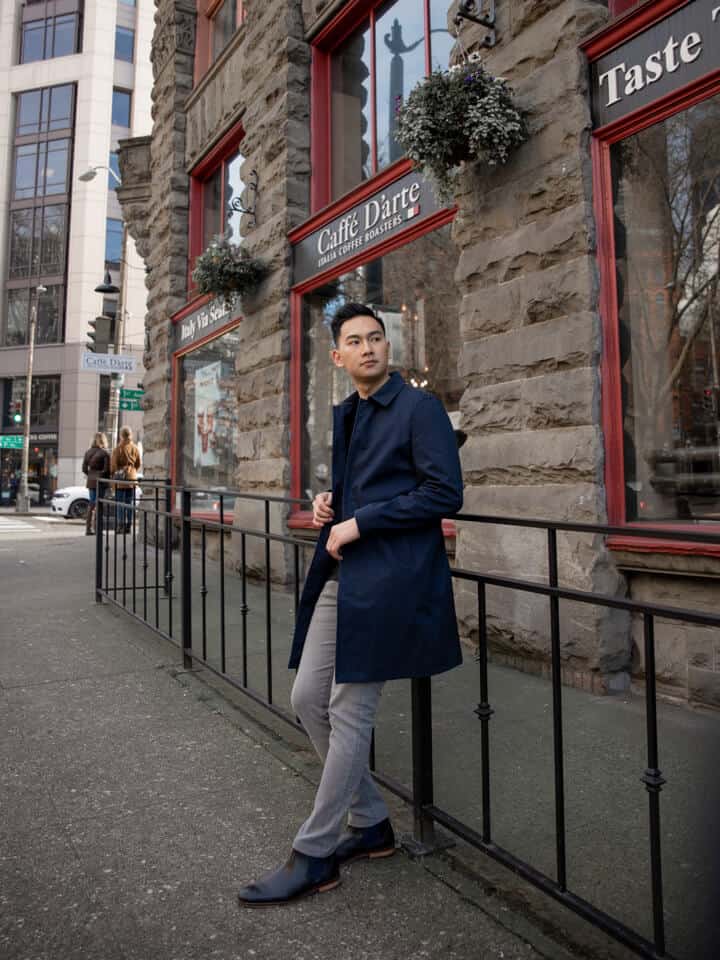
[337,371,405,410]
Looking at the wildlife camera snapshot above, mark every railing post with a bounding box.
[95,480,105,601]
[181,489,193,670]
[163,481,172,597]
[410,676,435,847]
[547,527,567,891]
[642,613,667,956]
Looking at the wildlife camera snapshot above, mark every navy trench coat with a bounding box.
[288,372,464,683]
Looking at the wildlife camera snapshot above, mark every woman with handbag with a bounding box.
[110,426,141,534]
[81,433,110,535]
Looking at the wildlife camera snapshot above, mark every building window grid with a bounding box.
[19,12,82,64]
[105,219,124,270]
[114,25,135,63]
[3,84,75,347]
[111,89,132,128]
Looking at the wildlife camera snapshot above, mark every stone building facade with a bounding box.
[117,0,720,709]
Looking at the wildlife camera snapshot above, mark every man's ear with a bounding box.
[331,348,344,369]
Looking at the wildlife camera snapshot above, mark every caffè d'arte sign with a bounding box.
[293,170,441,284]
[589,0,720,128]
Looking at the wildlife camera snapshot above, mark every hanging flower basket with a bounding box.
[191,238,267,311]
[395,52,528,203]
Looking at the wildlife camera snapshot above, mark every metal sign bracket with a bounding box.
[454,0,496,49]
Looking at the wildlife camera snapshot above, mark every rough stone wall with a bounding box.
[450,0,636,691]
[118,1,196,480]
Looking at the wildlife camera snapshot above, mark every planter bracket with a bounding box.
[454,0,496,48]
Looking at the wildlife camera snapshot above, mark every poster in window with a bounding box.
[194,360,222,468]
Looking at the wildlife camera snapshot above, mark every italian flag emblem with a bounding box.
[406,204,420,220]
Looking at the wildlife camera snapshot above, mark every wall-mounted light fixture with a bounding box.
[454,0,496,49]
[229,169,259,228]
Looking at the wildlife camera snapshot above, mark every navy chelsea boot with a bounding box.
[238,850,340,907]
[335,818,396,866]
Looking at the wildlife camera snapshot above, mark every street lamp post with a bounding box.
[78,162,126,446]
[94,269,124,445]
[16,284,47,514]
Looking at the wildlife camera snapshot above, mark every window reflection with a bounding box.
[331,23,372,199]
[612,94,720,522]
[212,0,237,62]
[178,327,242,510]
[301,223,461,499]
[200,148,246,251]
[375,0,426,168]
[3,286,63,347]
[429,0,454,70]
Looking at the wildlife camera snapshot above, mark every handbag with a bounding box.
[112,469,129,481]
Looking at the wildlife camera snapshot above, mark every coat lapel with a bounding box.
[332,393,358,500]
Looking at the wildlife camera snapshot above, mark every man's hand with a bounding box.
[326,518,360,560]
[312,491,334,528]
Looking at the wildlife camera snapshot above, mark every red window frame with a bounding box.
[311,0,445,213]
[292,0,461,535]
[187,120,245,293]
[194,0,244,85]
[287,170,457,533]
[583,0,720,556]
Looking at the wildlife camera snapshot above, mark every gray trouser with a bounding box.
[291,579,389,858]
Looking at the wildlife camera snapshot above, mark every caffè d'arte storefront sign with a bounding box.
[293,169,441,284]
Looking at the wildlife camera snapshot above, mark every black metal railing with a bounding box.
[94,480,720,960]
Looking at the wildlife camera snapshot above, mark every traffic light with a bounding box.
[87,315,112,353]
[9,401,22,424]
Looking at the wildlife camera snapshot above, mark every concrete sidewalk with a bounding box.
[0,535,622,960]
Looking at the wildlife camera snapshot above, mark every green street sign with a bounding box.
[120,388,144,400]
[119,387,144,411]
[0,435,23,449]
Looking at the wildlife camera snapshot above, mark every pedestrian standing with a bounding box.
[110,426,141,534]
[81,432,110,535]
[238,302,463,906]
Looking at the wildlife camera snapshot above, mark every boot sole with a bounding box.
[340,845,396,866]
[238,877,341,908]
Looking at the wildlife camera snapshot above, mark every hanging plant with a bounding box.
[395,52,528,203]
[191,237,267,311]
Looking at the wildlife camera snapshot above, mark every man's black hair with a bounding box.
[330,302,386,345]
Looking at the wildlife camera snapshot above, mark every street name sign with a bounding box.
[81,353,137,374]
[0,435,24,449]
[119,388,144,411]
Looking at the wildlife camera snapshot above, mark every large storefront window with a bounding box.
[177,326,242,508]
[326,0,454,200]
[300,222,460,499]
[612,94,720,523]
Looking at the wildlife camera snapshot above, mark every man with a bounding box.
[238,302,463,906]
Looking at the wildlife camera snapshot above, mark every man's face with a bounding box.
[331,315,390,387]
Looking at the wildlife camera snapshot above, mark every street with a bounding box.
[0,513,87,542]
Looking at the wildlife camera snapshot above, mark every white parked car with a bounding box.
[50,485,90,518]
[51,482,143,520]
